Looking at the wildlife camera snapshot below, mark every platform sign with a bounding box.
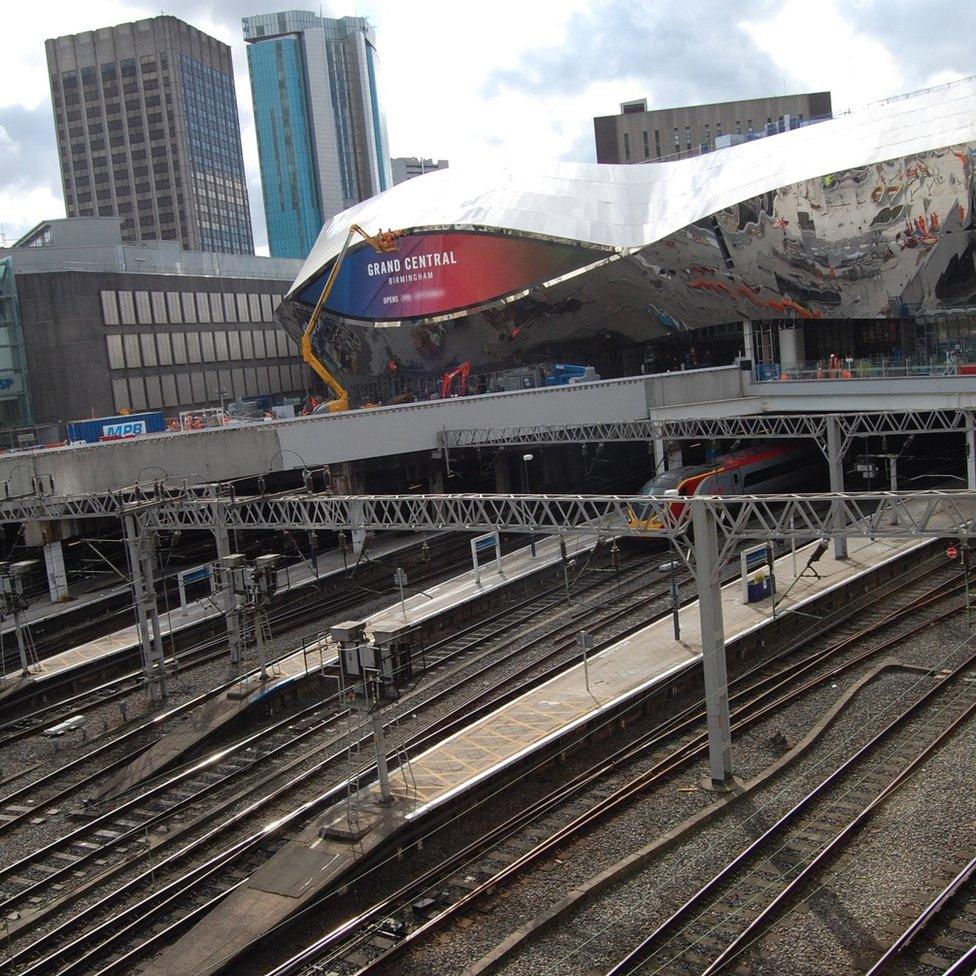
[741,544,775,604]
[178,564,212,612]
[471,531,503,584]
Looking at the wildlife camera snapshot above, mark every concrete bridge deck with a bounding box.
[7,367,976,499]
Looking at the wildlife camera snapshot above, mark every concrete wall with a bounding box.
[643,364,747,413]
[745,373,976,411]
[8,364,976,498]
[0,372,666,495]
[15,268,309,427]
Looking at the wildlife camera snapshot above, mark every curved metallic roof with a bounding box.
[288,75,976,299]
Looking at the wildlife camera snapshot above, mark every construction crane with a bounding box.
[440,361,471,398]
[302,223,402,412]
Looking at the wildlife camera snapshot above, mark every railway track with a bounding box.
[265,558,973,976]
[866,853,976,975]
[0,533,480,744]
[601,649,976,976]
[0,544,659,836]
[0,529,333,676]
[0,546,691,976]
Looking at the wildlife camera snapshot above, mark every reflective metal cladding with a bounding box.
[277,77,976,390]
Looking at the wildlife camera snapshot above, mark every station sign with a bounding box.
[471,531,503,584]
[299,229,604,323]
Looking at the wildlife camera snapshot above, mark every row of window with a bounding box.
[623,113,807,161]
[101,290,280,327]
[105,328,295,370]
[111,362,308,413]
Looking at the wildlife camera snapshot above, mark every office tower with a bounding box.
[594,92,832,163]
[391,157,449,185]
[243,11,392,259]
[46,16,254,255]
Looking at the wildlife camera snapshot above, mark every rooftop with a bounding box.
[2,218,301,282]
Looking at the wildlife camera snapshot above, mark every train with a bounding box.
[628,443,824,530]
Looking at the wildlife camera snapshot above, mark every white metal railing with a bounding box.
[753,359,970,382]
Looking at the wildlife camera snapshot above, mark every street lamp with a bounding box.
[664,489,680,640]
[522,453,536,556]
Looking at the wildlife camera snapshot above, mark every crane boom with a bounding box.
[301,224,401,412]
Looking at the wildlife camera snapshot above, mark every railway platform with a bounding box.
[0,533,421,701]
[101,531,600,799]
[0,580,129,636]
[145,525,942,976]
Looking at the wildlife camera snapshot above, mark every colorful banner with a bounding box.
[299,230,601,321]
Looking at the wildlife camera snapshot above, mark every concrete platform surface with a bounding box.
[365,530,598,640]
[103,532,599,798]
[144,526,936,976]
[0,532,421,698]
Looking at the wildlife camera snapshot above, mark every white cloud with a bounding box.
[0,185,64,242]
[738,0,904,111]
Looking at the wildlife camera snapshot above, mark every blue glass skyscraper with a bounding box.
[243,12,393,260]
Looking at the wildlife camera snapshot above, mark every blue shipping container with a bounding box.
[66,411,166,444]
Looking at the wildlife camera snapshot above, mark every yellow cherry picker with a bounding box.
[301,224,402,412]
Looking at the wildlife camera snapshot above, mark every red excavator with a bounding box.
[440,361,471,398]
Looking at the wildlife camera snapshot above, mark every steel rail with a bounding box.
[864,853,976,975]
[697,671,976,976]
[3,552,676,974]
[263,559,964,976]
[0,531,474,741]
[0,550,663,901]
[606,648,976,976]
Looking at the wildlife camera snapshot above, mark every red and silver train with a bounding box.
[629,443,824,529]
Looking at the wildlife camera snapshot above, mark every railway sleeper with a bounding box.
[919,951,957,969]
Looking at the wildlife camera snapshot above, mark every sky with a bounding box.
[0,0,971,254]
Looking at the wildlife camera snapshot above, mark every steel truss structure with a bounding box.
[5,489,976,555]
[0,483,204,522]
[7,486,976,784]
[438,409,974,457]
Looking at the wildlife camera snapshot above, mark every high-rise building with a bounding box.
[594,92,832,163]
[46,16,254,255]
[243,11,392,259]
[391,157,449,185]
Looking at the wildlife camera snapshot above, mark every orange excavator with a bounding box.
[302,224,402,412]
[440,361,471,398]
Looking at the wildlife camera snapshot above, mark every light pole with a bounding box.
[215,388,230,418]
[522,453,536,556]
[664,489,681,640]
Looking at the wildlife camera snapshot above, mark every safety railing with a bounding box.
[753,360,973,382]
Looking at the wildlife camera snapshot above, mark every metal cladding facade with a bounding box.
[277,78,976,392]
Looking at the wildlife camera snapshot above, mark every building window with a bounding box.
[642,130,650,159]
[685,125,691,151]
[654,129,661,157]
[673,127,679,147]
[747,118,753,132]
[623,132,630,161]
[735,120,741,135]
